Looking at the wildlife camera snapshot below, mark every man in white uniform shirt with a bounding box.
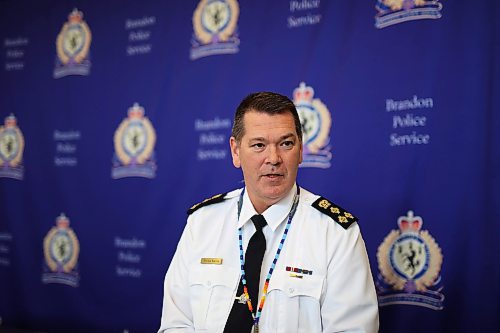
[158,92,379,332]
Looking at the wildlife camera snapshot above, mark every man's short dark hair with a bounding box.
[232,92,303,143]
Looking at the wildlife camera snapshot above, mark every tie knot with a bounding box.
[251,214,267,231]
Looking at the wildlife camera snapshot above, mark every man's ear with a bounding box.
[229,137,241,168]
[299,141,303,164]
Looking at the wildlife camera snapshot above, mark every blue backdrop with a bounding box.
[0,0,498,332]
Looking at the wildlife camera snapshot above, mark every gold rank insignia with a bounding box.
[312,197,358,229]
[187,193,227,215]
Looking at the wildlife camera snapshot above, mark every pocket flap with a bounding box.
[188,264,240,289]
[267,270,324,300]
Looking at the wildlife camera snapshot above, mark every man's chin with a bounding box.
[261,186,289,201]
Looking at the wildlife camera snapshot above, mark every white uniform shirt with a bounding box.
[158,185,379,333]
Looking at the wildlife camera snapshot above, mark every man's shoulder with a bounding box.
[187,188,241,215]
[300,188,358,230]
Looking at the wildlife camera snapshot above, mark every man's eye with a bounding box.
[252,143,265,148]
[281,141,294,147]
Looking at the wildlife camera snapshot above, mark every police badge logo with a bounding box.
[375,0,442,29]
[190,0,240,60]
[376,210,444,310]
[112,103,157,179]
[53,8,92,78]
[0,114,25,180]
[42,213,80,287]
[292,82,332,168]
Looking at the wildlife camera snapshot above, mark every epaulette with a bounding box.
[312,197,358,230]
[187,193,227,215]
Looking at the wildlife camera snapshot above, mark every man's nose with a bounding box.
[266,146,282,165]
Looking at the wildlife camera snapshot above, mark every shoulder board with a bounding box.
[187,193,227,215]
[312,197,358,230]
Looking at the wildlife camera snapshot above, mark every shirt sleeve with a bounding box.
[320,222,379,333]
[158,218,196,333]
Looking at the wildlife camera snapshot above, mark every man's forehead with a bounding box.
[242,111,297,136]
[243,110,295,125]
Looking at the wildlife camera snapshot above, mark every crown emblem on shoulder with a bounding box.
[188,193,227,215]
[311,197,357,229]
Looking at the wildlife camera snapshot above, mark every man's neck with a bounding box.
[247,186,296,214]
[251,200,274,215]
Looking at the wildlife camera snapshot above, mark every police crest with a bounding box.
[375,0,443,29]
[53,8,92,78]
[376,210,444,310]
[42,213,80,287]
[112,103,157,179]
[0,114,25,180]
[293,82,332,168]
[190,0,240,60]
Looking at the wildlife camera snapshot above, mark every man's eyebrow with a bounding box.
[280,133,296,140]
[248,133,296,142]
[248,137,266,142]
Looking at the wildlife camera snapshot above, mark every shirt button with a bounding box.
[289,288,294,294]
[207,281,212,287]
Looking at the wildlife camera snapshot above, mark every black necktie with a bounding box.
[224,215,267,333]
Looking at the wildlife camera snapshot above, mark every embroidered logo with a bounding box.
[376,210,444,310]
[375,0,443,29]
[53,8,92,78]
[293,82,332,168]
[190,0,240,60]
[42,213,80,287]
[0,114,24,180]
[112,103,157,179]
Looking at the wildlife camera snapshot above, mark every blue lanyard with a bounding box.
[236,186,300,330]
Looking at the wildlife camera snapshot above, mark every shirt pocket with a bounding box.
[188,264,240,331]
[263,270,324,333]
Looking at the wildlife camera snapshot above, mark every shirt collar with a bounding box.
[237,184,297,232]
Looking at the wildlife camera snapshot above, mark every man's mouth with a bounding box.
[262,173,283,179]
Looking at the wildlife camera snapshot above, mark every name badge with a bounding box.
[201,257,223,265]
